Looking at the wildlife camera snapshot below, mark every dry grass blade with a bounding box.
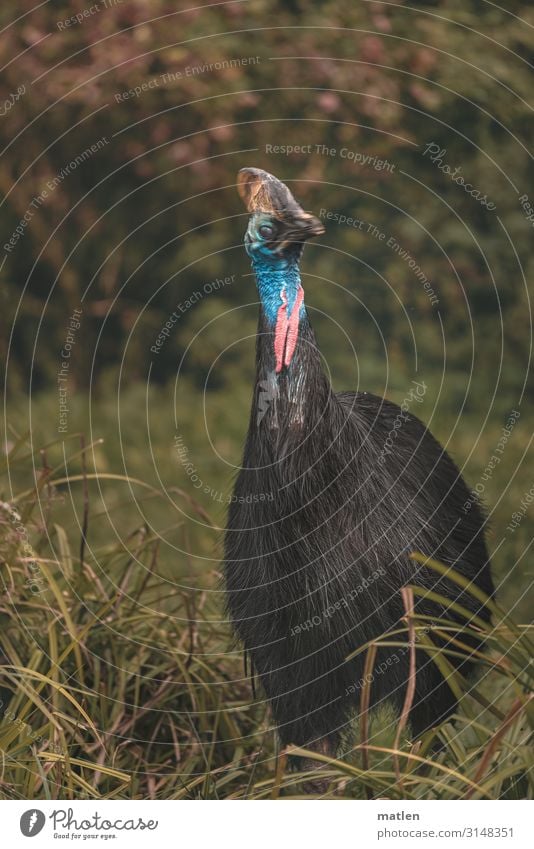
[359,642,377,776]
[465,696,533,799]
[393,587,417,785]
[79,434,89,570]
[271,750,287,799]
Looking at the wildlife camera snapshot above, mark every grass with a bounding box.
[0,428,532,800]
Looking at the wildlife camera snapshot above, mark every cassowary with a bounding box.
[224,167,494,771]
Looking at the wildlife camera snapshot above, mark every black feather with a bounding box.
[224,170,494,757]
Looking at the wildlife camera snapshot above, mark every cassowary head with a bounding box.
[237,167,324,262]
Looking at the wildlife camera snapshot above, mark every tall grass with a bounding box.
[0,434,532,799]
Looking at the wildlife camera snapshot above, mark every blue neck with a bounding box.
[251,254,305,325]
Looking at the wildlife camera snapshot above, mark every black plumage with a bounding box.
[224,168,494,763]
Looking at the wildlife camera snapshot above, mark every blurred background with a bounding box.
[1,0,532,619]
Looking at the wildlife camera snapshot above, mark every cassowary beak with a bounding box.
[237,167,325,239]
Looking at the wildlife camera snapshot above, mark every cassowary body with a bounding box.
[224,168,494,761]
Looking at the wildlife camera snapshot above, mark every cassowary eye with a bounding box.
[258,223,275,239]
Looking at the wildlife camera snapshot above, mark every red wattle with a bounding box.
[284,285,304,368]
[274,289,288,373]
[273,286,303,373]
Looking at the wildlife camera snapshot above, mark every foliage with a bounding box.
[1,0,533,397]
